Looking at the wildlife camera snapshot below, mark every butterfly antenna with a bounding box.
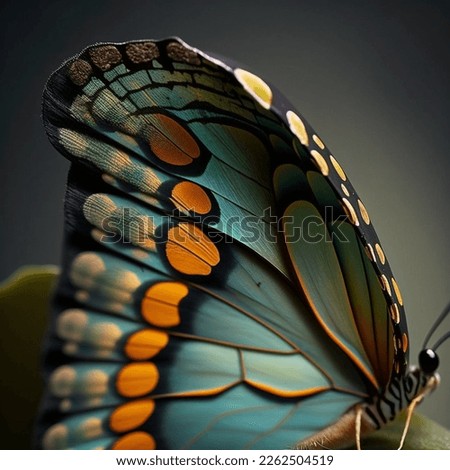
[431,331,450,351]
[422,301,450,350]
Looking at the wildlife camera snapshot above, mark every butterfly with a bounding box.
[35,37,442,450]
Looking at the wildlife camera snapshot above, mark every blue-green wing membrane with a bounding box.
[37,39,406,450]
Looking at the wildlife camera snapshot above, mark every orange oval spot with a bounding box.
[341,198,359,226]
[171,181,212,215]
[402,333,408,353]
[112,431,156,450]
[125,329,169,360]
[365,243,376,262]
[141,281,188,327]
[286,110,309,146]
[147,114,200,166]
[375,243,386,265]
[330,155,347,181]
[166,223,220,275]
[380,274,392,296]
[110,399,155,433]
[392,277,404,306]
[390,303,400,324]
[312,134,325,150]
[358,199,370,225]
[116,362,159,397]
[310,150,329,176]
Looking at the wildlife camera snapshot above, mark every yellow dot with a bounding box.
[110,399,155,433]
[286,110,309,146]
[358,199,370,225]
[310,150,329,176]
[341,198,359,226]
[390,303,400,324]
[380,274,392,296]
[393,336,398,354]
[341,184,350,197]
[365,243,376,262]
[234,68,272,109]
[112,431,156,450]
[391,277,404,306]
[116,362,159,397]
[312,134,325,150]
[402,333,408,353]
[330,155,347,181]
[375,243,386,264]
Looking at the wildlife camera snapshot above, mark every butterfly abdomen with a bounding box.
[363,369,435,429]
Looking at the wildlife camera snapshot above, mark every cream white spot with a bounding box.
[234,68,272,109]
[392,277,404,306]
[330,155,347,181]
[57,309,89,343]
[63,342,79,355]
[50,366,77,398]
[390,303,400,324]
[375,243,386,265]
[341,184,350,197]
[358,199,370,225]
[380,274,392,296]
[42,424,69,450]
[82,369,109,397]
[341,198,359,226]
[310,150,329,176]
[312,134,325,150]
[60,399,72,412]
[286,110,309,146]
[70,252,106,289]
[89,323,122,353]
[365,243,376,262]
[77,418,103,440]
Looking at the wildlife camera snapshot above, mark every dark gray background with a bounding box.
[1,0,449,430]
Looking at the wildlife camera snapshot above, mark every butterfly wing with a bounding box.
[36,39,407,449]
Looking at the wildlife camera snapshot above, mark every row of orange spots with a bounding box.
[112,280,192,448]
[166,223,220,275]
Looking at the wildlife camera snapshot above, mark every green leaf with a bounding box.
[0,266,58,450]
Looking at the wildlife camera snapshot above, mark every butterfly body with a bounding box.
[36,38,438,450]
